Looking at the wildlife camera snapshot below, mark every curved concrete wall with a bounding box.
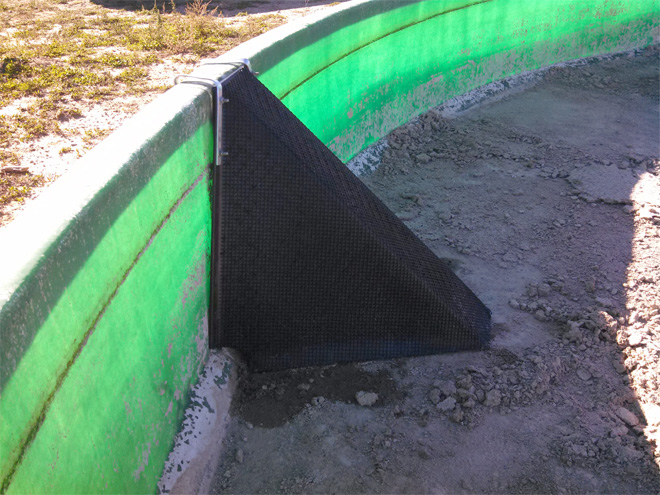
[0,0,657,492]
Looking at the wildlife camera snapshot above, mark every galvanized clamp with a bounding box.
[173,59,254,167]
[174,75,228,167]
[201,58,257,75]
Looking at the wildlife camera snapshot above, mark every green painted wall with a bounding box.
[0,0,657,493]
[0,90,215,492]
[252,0,659,161]
[7,174,212,493]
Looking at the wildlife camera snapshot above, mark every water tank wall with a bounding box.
[0,0,656,492]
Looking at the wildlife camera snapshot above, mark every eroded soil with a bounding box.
[210,48,660,494]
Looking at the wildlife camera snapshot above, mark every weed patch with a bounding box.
[0,170,47,206]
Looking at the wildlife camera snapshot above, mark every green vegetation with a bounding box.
[0,0,285,215]
[0,170,46,206]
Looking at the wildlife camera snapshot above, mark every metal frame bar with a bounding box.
[173,75,228,167]
[173,61,250,348]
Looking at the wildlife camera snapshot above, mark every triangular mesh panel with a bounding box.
[211,67,491,371]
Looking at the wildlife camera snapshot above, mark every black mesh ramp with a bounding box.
[212,66,491,371]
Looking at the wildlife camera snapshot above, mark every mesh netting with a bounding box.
[211,67,491,371]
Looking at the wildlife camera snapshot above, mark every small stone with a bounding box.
[456,388,471,400]
[311,396,325,407]
[429,389,441,405]
[585,278,596,293]
[570,443,588,457]
[450,408,464,423]
[612,360,626,374]
[437,397,456,412]
[508,299,520,309]
[615,407,639,427]
[416,153,431,163]
[455,374,472,389]
[534,309,546,321]
[565,326,582,343]
[627,333,643,347]
[475,389,485,402]
[576,368,592,381]
[235,449,244,464]
[484,389,502,407]
[439,380,457,397]
[463,398,475,409]
[610,425,628,437]
[623,205,634,214]
[356,391,379,407]
[538,283,552,297]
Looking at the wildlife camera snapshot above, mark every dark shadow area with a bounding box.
[232,363,402,428]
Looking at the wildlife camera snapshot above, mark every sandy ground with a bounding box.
[208,48,660,494]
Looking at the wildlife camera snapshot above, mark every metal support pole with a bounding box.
[173,62,249,348]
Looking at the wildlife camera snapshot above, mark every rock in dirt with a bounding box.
[484,389,502,407]
[437,397,456,412]
[450,408,464,423]
[538,283,552,297]
[355,391,379,407]
[569,166,638,204]
[438,380,457,397]
[615,407,640,427]
[455,375,472,389]
[416,153,431,163]
[576,368,592,381]
[627,332,644,347]
[612,360,626,374]
[429,389,441,405]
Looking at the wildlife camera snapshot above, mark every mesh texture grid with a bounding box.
[212,67,491,371]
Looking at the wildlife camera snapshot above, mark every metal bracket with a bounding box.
[174,61,251,349]
[174,60,254,167]
[201,58,258,75]
[174,75,228,167]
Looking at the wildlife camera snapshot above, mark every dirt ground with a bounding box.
[210,48,660,494]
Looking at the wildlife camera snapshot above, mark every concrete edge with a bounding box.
[159,349,244,495]
[0,84,209,307]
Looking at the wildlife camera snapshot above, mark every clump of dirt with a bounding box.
[210,47,660,494]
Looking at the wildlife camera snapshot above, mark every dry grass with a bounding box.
[0,0,285,212]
